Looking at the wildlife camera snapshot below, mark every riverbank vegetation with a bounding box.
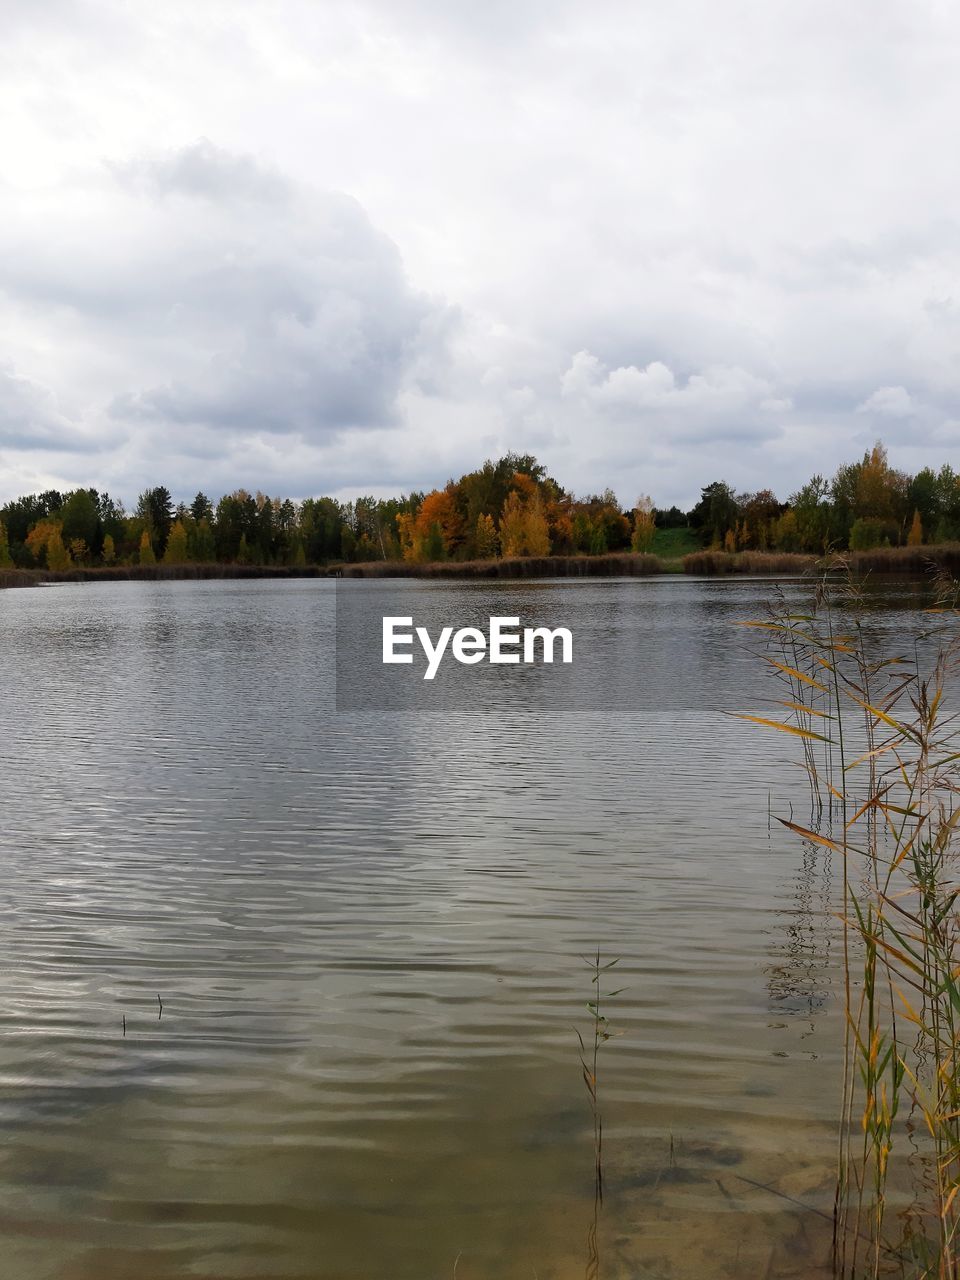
[744,574,960,1278]
[3,440,960,576]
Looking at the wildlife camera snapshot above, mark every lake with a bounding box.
[0,575,922,1279]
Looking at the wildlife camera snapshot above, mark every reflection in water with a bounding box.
[0,576,928,1277]
[766,839,834,1034]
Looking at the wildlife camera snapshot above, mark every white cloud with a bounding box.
[560,351,776,425]
[857,385,916,417]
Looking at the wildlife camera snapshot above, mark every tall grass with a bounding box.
[340,552,663,578]
[740,571,960,1278]
[683,549,818,575]
[0,568,42,589]
[846,546,960,577]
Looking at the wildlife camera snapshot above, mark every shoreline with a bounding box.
[3,543,960,590]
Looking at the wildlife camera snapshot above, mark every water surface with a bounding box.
[0,576,910,1278]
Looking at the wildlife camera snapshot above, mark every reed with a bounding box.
[339,552,663,578]
[740,569,960,1278]
[576,950,623,1202]
[683,549,818,576]
[845,545,960,577]
[576,951,623,1280]
[0,567,41,588]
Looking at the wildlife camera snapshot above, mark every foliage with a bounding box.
[4,439,960,572]
[850,516,899,551]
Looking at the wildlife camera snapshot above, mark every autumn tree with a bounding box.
[139,528,156,565]
[164,520,189,564]
[546,493,576,554]
[854,442,902,519]
[631,496,656,552]
[907,508,923,546]
[773,508,799,551]
[419,488,464,558]
[46,528,71,571]
[523,490,551,556]
[102,533,116,564]
[475,512,499,559]
[397,487,464,562]
[498,478,552,557]
[0,521,12,568]
[25,519,70,568]
[499,489,527,558]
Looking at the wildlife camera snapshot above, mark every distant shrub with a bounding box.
[849,516,899,551]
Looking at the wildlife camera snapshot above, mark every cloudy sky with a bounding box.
[2,0,959,509]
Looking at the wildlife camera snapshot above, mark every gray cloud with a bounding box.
[0,365,100,453]
[1,142,452,481]
[108,139,292,205]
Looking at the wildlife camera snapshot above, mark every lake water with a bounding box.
[0,575,922,1279]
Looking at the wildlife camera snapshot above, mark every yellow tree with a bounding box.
[499,473,552,557]
[854,441,906,521]
[102,533,116,564]
[139,529,156,565]
[396,511,419,562]
[46,529,71,571]
[631,496,656,552]
[163,520,189,564]
[522,491,551,556]
[499,490,526,557]
[25,519,71,569]
[907,508,923,546]
[475,512,499,559]
[0,520,12,568]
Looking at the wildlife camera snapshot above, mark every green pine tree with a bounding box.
[0,520,12,568]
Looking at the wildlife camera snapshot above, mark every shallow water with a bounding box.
[0,575,925,1279]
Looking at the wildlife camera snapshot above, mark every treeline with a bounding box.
[0,442,956,571]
